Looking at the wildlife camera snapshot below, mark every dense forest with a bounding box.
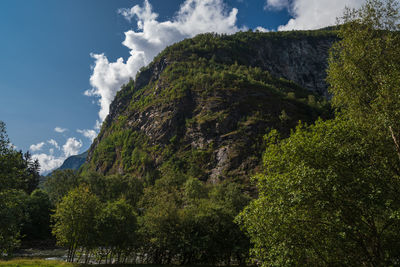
[1,0,400,266]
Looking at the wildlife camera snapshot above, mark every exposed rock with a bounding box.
[84,30,336,184]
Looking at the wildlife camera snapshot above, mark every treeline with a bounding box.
[0,121,52,255]
[45,170,250,264]
[0,131,250,265]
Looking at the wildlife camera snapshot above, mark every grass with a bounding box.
[0,260,217,267]
[0,259,75,267]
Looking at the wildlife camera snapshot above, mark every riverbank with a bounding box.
[0,259,75,267]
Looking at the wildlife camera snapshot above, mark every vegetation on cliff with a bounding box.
[83,29,334,184]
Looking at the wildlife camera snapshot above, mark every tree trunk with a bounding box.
[389,126,400,162]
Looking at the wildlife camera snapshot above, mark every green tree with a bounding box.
[327,0,400,158]
[139,191,181,264]
[0,121,43,255]
[237,118,400,266]
[52,185,101,262]
[82,172,143,207]
[0,122,40,194]
[21,189,52,241]
[97,198,138,264]
[0,190,27,257]
[44,170,80,205]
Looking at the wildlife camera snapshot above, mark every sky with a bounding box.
[0,0,364,174]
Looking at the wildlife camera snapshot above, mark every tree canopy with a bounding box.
[238,118,400,266]
[327,0,400,158]
[0,121,49,256]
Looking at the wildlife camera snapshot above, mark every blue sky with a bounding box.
[0,0,363,173]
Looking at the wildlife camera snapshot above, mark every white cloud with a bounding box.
[88,0,242,122]
[77,129,97,142]
[95,120,102,130]
[265,0,290,10]
[255,26,269,32]
[63,137,83,158]
[32,137,83,174]
[54,127,67,133]
[48,139,60,150]
[29,142,45,152]
[274,0,364,31]
[32,153,65,174]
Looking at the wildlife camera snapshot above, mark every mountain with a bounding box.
[81,29,337,185]
[57,151,88,171]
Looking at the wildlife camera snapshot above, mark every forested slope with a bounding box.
[83,30,336,184]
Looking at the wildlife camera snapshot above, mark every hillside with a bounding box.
[57,151,88,171]
[82,29,337,184]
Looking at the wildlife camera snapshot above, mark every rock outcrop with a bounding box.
[83,29,337,184]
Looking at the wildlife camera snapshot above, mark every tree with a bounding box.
[21,189,52,241]
[327,0,400,159]
[138,190,181,264]
[81,172,143,207]
[44,170,81,205]
[0,121,9,155]
[237,118,400,266]
[52,185,101,262]
[0,122,40,194]
[0,190,27,257]
[97,198,138,264]
[0,121,43,255]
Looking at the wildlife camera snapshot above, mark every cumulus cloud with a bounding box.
[265,0,290,10]
[77,129,97,142]
[255,26,269,32]
[88,0,242,123]
[32,153,65,174]
[29,142,45,152]
[54,127,67,133]
[272,0,364,30]
[32,137,83,174]
[48,139,60,150]
[63,137,83,158]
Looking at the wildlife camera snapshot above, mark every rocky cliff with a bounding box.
[82,29,337,184]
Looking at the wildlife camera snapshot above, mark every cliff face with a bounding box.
[83,30,336,184]
[248,36,335,96]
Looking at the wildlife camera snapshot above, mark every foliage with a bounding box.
[96,198,138,264]
[52,185,101,262]
[238,118,400,266]
[0,121,45,256]
[81,172,144,208]
[21,189,52,241]
[155,29,337,67]
[327,0,400,158]
[44,170,80,205]
[137,175,250,265]
[0,190,27,256]
[48,172,142,264]
[0,121,40,194]
[237,2,400,266]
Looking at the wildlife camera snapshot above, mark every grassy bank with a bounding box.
[0,259,203,267]
[0,259,75,267]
